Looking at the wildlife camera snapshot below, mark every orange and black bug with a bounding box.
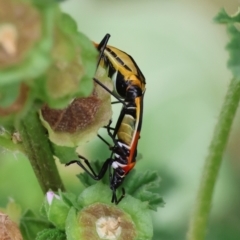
[66,34,146,204]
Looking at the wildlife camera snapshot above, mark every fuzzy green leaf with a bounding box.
[75,31,97,97]
[124,170,164,211]
[2,200,22,224]
[60,13,78,36]
[76,160,164,210]
[20,209,52,240]
[225,24,240,78]
[36,228,65,240]
[59,191,79,210]
[65,207,81,240]
[0,82,21,108]
[77,170,97,187]
[76,160,109,187]
[52,144,78,164]
[46,195,70,230]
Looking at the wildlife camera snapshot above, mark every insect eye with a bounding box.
[112,71,127,98]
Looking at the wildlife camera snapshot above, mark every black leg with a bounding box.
[65,156,112,181]
[105,120,118,144]
[111,188,125,204]
[100,120,116,143]
[97,134,112,148]
[111,101,122,104]
[103,126,115,131]
[93,78,126,106]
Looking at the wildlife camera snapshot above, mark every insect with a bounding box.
[66,34,146,204]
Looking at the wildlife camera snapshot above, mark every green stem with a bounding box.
[18,103,65,193]
[187,78,240,240]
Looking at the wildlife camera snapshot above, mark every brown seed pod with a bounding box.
[0,212,23,240]
[41,85,101,133]
[40,66,113,147]
[78,203,136,240]
[0,0,41,68]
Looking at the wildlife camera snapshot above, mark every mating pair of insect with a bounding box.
[66,34,146,204]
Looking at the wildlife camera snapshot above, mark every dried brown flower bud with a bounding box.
[0,0,41,68]
[0,212,23,240]
[40,66,113,147]
[41,85,101,133]
[78,203,136,240]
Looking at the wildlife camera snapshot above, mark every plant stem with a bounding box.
[18,103,65,193]
[187,78,240,240]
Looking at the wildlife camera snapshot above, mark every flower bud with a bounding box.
[44,191,70,230]
[46,191,60,205]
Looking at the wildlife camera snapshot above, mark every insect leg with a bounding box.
[97,134,112,148]
[111,101,122,104]
[93,78,126,107]
[65,156,112,181]
[111,188,125,205]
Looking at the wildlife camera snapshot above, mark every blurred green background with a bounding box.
[1,0,240,239]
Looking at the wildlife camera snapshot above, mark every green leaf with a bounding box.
[36,228,65,240]
[4,200,22,224]
[76,162,164,210]
[214,8,240,23]
[40,190,78,220]
[52,144,78,164]
[59,191,80,210]
[20,209,52,240]
[0,82,21,108]
[65,207,81,240]
[226,24,240,78]
[78,182,112,206]
[75,31,97,97]
[77,171,97,188]
[46,195,71,230]
[76,159,109,187]
[124,170,164,211]
[60,13,78,35]
[215,8,240,79]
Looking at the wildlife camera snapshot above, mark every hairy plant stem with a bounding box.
[18,103,65,193]
[187,78,240,240]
